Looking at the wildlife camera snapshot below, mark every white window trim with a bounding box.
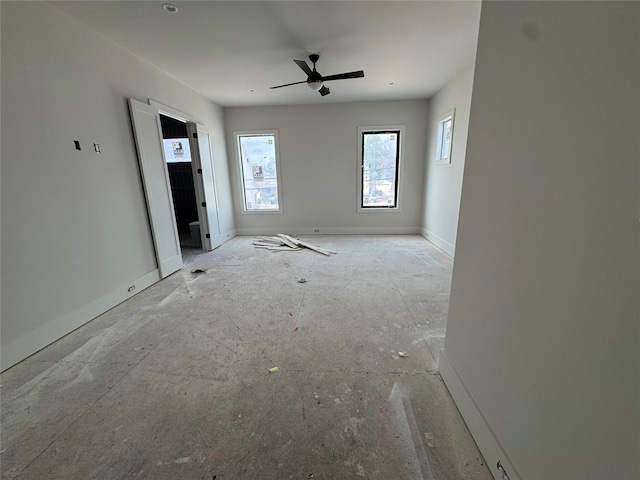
[234,129,283,214]
[356,125,404,213]
[435,109,455,165]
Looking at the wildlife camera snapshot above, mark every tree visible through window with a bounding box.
[237,132,281,211]
[361,130,400,208]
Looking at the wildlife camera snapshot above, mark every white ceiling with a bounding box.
[53,1,481,107]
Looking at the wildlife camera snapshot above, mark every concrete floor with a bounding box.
[1,235,492,480]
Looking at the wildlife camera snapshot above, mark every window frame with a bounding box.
[234,129,283,214]
[356,125,404,213]
[435,109,455,165]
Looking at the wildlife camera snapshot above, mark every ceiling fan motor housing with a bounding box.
[270,53,364,96]
[308,54,322,81]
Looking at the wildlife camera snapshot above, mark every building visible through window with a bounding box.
[360,130,401,209]
[236,132,281,212]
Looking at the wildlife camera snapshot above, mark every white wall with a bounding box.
[224,101,428,235]
[0,2,234,369]
[422,67,475,256]
[441,2,639,480]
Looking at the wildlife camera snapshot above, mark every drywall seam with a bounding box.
[1,269,161,371]
[439,350,521,480]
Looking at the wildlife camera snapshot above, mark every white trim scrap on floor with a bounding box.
[253,234,336,256]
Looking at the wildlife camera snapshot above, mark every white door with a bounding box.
[128,98,183,278]
[187,122,220,251]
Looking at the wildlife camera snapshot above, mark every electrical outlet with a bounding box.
[497,461,511,480]
[314,229,320,233]
[128,285,135,292]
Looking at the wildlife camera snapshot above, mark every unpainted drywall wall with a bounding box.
[444,2,639,479]
[224,101,428,235]
[422,66,475,256]
[0,2,234,369]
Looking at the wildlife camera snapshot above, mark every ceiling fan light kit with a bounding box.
[271,54,364,97]
[161,3,178,13]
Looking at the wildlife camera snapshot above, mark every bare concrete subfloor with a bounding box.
[1,235,492,480]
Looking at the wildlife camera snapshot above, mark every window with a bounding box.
[235,131,282,212]
[435,109,455,165]
[357,126,403,211]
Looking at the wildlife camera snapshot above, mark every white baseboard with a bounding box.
[208,229,237,250]
[1,269,161,371]
[439,350,522,480]
[422,229,455,256]
[236,226,421,236]
[2,229,240,371]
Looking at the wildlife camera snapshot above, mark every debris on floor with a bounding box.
[191,268,206,274]
[425,432,436,448]
[253,234,336,256]
[398,351,409,358]
[297,277,307,283]
[269,367,279,374]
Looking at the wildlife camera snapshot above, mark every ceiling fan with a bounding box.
[270,54,364,97]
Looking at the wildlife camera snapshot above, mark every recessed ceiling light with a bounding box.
[162,3,178,13]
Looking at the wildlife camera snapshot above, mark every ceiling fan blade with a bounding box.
[320,70,365,82]
[294,59,313,77]
[319,86,330,96]
[270,80,308,89]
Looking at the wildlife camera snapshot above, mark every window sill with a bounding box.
[240,209,283,215]
[357,207,401,213]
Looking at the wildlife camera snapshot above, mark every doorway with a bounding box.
[159,114,203,265]
[129,98,221,278]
